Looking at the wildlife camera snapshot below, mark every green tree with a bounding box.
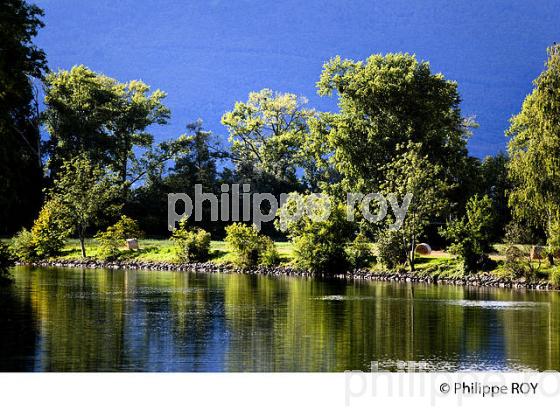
[95,215,142,259]
[127,120,220,236]
[479,152,511,241]
[380,142,449,271]
[313,53,474,203]
[507,44,560,259]
[43,65,171,188]
[224,223,278,268]
[110,80,170,187]
[441,195,495,273]
[221,89,315,190]
[10,197,70,261]
[166,120,221,192]
[42,66,117,178]
[48,156,120,258]
[170,218,211,263]
[0,0,47,234]
[30,198,70,258]
[276,194,354,274]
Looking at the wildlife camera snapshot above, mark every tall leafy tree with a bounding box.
[313,53,474,206]
[48,155,120,258]
[42,65,170,189]
[166,120,221,192]
[221,88,315,192]
[479,152,511,241]
[42,65,116,177]
[380,142,449,271]
[507,44,560,251]
[109,79,170,186]
[441,194,495,273]
[128,120,222,235]
[0,0,47,234]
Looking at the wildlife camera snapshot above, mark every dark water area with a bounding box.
[1,266,559,372]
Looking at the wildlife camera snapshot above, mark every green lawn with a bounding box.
[4,236,557,283]
[51,238,295,264]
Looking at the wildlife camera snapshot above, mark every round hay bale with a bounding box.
[415,243,432,255]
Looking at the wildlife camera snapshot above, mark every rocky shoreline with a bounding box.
[15,259,558,291]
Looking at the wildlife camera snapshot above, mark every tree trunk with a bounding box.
[410,236,416,272]
[79,228,87,258]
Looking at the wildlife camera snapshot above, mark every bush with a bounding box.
[259,236,280,267]
[550,269,560,287]
[225,223,278,268]
[0,242,15,284]
[171,219,211,263]
[293,232,349,273]
[11,199,70,261]
[376,229,407,270]
[11,228,37,261]
[502,245,530,278]
[276,195,354,274]
[346,233,374,269]
[95,215,143,259]
[440,195,495,274]
[30,199,69,258]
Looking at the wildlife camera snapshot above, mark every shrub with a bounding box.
[440,195,495,274]
[30,199,69,258]
[259,236,280,267]
[224,223,278,268]
[276,194,354,274]
[293,232,349,273]
[376,229,407,270]
[11,228,37,261]
[171,219,211,263]
[550,269,560,287]
[10,200,69,261]
[95,215,143,259]
[346,233,374,269]
[502,245,530,278]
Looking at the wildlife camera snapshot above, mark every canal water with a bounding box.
[0,266,559,372]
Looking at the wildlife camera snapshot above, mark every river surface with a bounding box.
[1,266,559,372]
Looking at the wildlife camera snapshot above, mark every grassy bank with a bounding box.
[50,239,295,265]
[5,237,558,285]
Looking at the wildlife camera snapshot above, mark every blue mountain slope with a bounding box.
[35,0,560,158]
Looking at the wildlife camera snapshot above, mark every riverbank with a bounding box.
[16,258,559,291]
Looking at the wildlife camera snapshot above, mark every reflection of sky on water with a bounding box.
[2,267,559,372]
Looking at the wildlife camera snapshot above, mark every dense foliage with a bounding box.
[312,53,474,203]
[170,219,212,263]
[43,65,171,187]
[346,233,374,270]
[224,223,279,268]
[277,194,354,273]
[222,89,315,192]
[0,0,46,234]
[95,216,143,259]
[441,195,495,274]
[507,44,560,262]
[380,142,449,270]
[11,199,68,260]
[4,3,560,281]
[47,156,121,258]
[376,229,408,270]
